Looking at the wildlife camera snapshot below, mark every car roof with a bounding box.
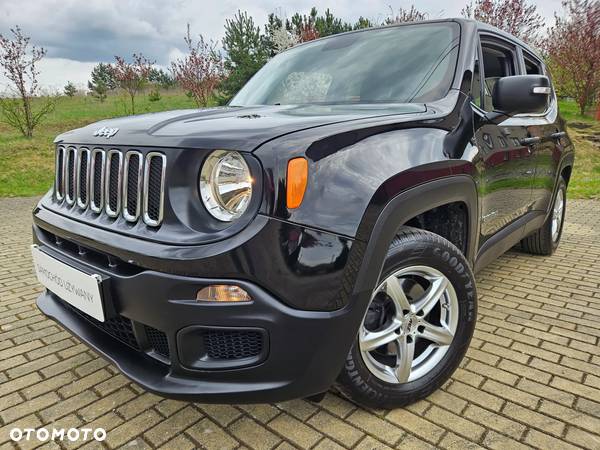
[379,18,542,60]
[282,17,543,62]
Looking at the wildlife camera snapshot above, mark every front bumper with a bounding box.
[33,207,369,403]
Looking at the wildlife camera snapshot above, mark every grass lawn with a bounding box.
[567,123,600,199]
[0,95,598,198]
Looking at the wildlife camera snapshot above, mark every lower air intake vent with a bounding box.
[62,301,139,350]
[203,329,263,360]
[177,326,268,369]
[144,325,170,359]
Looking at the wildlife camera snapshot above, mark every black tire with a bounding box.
[336,227,477,409]
[520,177,566,256]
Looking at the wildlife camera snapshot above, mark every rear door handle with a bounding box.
[550,131,566,140]
[520,137,541,145]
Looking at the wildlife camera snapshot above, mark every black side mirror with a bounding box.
[492,75,551,115]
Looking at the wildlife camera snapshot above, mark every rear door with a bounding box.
[519,50,562,213]
[473,36,535,243]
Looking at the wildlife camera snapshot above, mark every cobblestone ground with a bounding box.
[1,197,600,450]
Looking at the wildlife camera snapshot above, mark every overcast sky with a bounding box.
[0,0,564,91]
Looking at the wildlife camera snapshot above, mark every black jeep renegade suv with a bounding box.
[32,19,574,409]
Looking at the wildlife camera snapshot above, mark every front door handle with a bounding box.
[550,131,566,140]
[520,136,541,146]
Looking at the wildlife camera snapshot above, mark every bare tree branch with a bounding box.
[0,26,55,138]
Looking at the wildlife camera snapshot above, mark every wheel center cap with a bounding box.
[402,313,418,335]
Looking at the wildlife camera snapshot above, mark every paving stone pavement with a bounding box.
[1,196,600,450]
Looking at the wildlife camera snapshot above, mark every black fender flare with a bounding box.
[544,152,575,222]
[334,176,479,378]
[351,175,479,307]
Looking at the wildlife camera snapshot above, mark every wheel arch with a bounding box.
[352,176,479,304]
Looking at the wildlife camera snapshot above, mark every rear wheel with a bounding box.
[520,177,566,256]
[336,227,477,409]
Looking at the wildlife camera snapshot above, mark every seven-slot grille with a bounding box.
[54,146,166,226]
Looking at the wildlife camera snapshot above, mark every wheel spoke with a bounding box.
[384,276,411,312]
[414,276,449,316]
[419,321,454,346]
[394,336,415,383]
[360,320,401,351]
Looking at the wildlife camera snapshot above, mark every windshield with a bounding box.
[231,22,460,107]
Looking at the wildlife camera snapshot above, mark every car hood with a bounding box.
[54,103,428,152]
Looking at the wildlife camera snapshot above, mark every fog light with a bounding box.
[196,285,252,303]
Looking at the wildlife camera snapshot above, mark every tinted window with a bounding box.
[471,57,482,108]
[522,51,548,113]
[523,52,542,75]
[481,42,516,112]
[231,23,460,106]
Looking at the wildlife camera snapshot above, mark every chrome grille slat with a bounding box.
[54,146,66,201]
[65,147,77,205]
[105,150,123,218]
[55,145,165,227]
[143,153,166,227]
[76,148,91,209]
[90,149,105,213]
[123,151,143,222]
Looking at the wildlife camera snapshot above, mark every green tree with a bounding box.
[88,63,116,102]
[314,8,354,36]
[221,10,270,102]
[353,17,374,30]
[149,68,176,90]
[63,81,77,97]
[89,79,108,102]
[288,8,354,39]
[264,13,285,56]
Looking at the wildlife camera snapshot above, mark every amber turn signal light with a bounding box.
[196,285,252,302]
[286,157,308,209]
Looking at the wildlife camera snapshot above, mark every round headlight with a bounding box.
[200,150,253,222]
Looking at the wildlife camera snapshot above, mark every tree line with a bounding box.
[0,0,598,138]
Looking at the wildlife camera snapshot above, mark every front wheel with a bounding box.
[336,227,477,409]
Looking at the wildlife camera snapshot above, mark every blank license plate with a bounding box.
[32,245,105,322]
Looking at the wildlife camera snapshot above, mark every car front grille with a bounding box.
[54,145,166,227]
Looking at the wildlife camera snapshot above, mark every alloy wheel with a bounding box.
[551,189,564,242]
[359,265,459,384]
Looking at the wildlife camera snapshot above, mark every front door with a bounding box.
[473,37,535,243]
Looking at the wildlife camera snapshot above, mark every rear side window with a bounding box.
[523,52,542,75]
[480,40,517,112]
[522,50,549,113]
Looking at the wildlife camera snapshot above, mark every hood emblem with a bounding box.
[93,127,119,139]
